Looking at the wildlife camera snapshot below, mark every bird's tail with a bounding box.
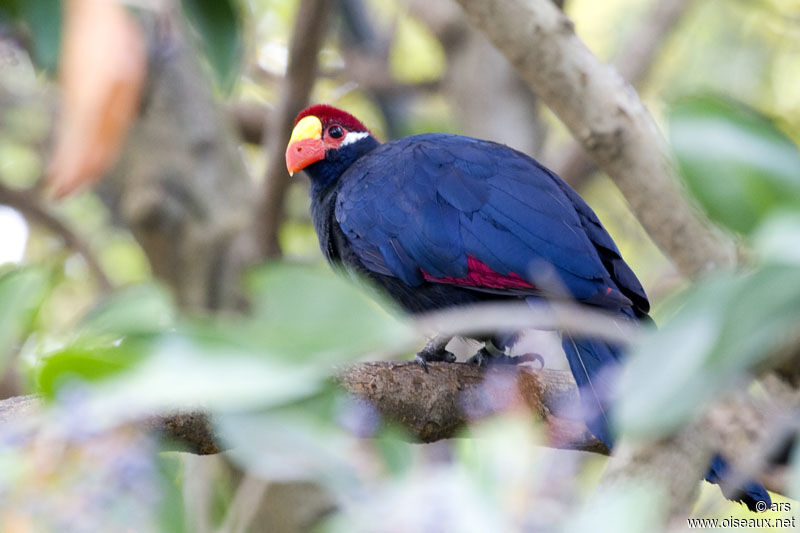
[562,335,771,511]
[705,454,771,512]
[560,335,623,449]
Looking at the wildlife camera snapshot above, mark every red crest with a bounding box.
[295,104,370,133]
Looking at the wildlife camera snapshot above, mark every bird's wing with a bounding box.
[551,179,650,315]
[336,133,640,309]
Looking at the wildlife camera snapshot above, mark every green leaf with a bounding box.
[18,0,62,72]
[752,211,800,265]
[565,482,665,533]
[0,0,19,20]
[182,0,242,92]
[79,284,175,338]
[791,446,800,502]
[156,454,188,533]
[616,264,800,439]
[36,284,174,399]
[374,425,414,478]
[36,340,148,399]
[669,95,800,235]
[0,267,49,374]
[216,409,353,485]
[245,263,415,364]
[83,333,327,419]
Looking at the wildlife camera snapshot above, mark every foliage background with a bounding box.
[1,0,800,531]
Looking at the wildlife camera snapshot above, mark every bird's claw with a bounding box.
[467,348,491,368]
[468,349,544,368]
[414,353,430,373]
[414,347,456,373]
[516,352,545,368]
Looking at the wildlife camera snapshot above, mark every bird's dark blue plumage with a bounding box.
[291,107,769,512]
[335,134,642,306]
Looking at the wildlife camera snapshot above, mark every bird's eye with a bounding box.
[327,125,344,139]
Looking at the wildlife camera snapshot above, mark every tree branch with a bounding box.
[554,0,698,188]
[600,422,715,517]
[256,0,332,258]
[0,363,605,456]
[453,0,735,277]
[0,182,113,293]
[1,360,795,501]
[337,362,606,452]
[446,0,786,518]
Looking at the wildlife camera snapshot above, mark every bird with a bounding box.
[285,103,770,511]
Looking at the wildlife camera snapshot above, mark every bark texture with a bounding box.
[104,16,256,312]
[337,362,606,452]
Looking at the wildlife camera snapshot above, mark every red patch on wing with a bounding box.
[422,255,536,290]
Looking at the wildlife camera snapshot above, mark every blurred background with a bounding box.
[1,0,800,531]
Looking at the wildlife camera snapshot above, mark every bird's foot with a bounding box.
[414,346,456,373]
[467,349,544,368]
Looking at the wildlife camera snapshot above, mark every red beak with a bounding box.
[285,138,325,175]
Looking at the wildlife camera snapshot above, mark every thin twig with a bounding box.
[0,182,113,292]
[257,0,333,258]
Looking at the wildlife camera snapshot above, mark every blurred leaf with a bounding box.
[48,0,146,197]
[752,211,800,266]
[0,267,49,373]
[565,482,664,533]
[36,284,174,398]
[38,262,415,420]
[616,264,800,438]
[84,334,326,421]
[791,446,800,502]
[669,95,800,235]
[182,0,243,92]
[374,425,414,478]
[36,340,148,399]
[217,409,353,485]
[80,284,175,338]
[454,414,545,501]
[156,454,187,533]
[17,0,63,72]
[246,263,415,363]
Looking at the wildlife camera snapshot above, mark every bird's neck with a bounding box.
[306,135,381,196]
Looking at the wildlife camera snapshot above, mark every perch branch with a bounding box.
[0,364,604,455]
[336,362,605,452]
[453,0,735,277]
[1,361,796,498]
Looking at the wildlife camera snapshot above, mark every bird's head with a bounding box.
[285,105,379,189]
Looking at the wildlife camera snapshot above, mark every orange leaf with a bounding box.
[48,0,147,198]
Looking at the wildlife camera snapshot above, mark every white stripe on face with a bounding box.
[341,131,370,146]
